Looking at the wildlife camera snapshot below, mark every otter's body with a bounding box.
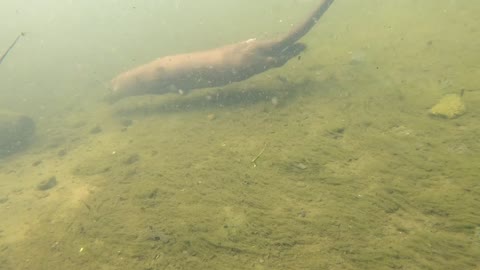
[109,0,334,101]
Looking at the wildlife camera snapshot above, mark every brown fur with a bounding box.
[108,0,334,101]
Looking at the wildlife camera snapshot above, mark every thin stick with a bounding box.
[0,32,25,65]
[251,143,267,168]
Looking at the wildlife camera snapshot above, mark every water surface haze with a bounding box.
[0,0,479,269]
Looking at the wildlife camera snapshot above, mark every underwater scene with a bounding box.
[0,0,479,269]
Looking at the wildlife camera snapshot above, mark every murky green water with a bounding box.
[1,1,479,269]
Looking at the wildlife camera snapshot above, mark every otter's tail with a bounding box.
[271,0,334,51]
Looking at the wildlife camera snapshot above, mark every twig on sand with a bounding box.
[251,143,267,168]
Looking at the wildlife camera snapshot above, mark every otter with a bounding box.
[108,0,334,102]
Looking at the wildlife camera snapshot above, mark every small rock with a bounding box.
[90,125,102,134]
[141,227,173,244]
[0,111,36,157]
[430,94,466,119]
[124,154,140,165]
[0,196,8,204]
[207,114,216,121]
[57,149,67,157]
[294,163,308,170]
[121,119,133,127]
[327,126,345,139]
[37,176,57,191]
[32,160,42,166]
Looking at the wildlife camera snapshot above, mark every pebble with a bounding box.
[37,176,57,191]
[90,125,102,134]
[207,114,216,121]
[0,196,8,204]
[294,163,308,170]
[124,154,140,165]
[429,94,466,119]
